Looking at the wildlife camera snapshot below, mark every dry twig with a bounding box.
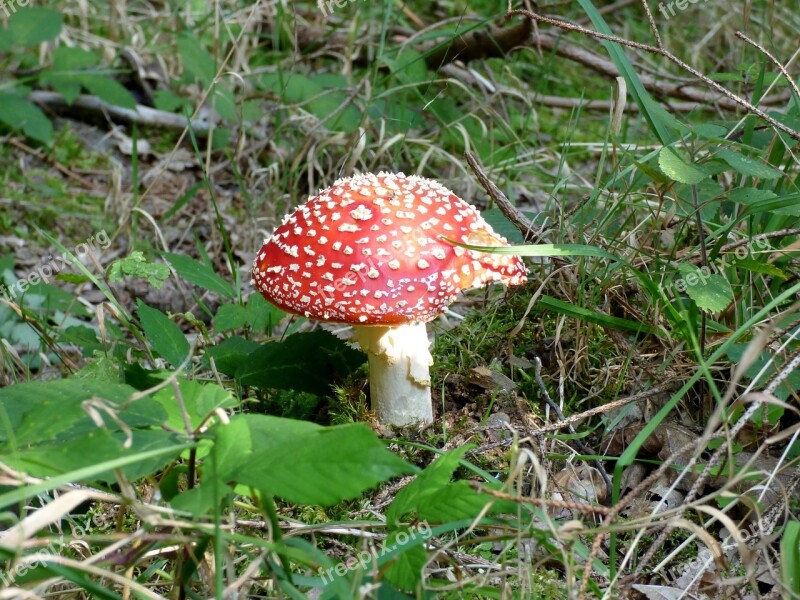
[505,9,800,142]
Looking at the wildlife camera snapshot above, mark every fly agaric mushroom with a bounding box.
[252,172,526,426]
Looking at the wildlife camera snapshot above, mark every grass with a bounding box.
[1,0,799,598]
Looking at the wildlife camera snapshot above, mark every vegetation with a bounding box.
[0,0,798,598]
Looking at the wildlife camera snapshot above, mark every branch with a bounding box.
[464,151,540,241]
[506,9,800,142]
[29,91,211,134]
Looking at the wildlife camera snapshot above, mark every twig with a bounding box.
[28,91,211,133]
[639,0,662,49]
[464,151,540,241]
[6,138,96,187]
[506,9,800,142]
[529,382,673,435]
[532,356,613,502]
[469,481,612,516]
[734,31,800,102]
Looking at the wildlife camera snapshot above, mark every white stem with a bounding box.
[352,323,433,426]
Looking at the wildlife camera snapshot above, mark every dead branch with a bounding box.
[469,481,613,516]
[464,151,539,241]
[29,91,211,134]
[424,17,534,69]
[506,9,800,142]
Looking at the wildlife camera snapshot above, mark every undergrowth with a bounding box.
[1,0,799,599]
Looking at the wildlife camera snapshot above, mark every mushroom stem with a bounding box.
[352,322,433,426]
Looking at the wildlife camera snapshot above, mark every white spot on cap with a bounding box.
[350,205,373,221]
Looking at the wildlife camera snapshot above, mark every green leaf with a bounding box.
[205,414,415,505]
[658,147,709,184]
[177,32,216,86]
[0,379,179,483]
[381,528,429,591]
[0,441,192,509]
[244,293,285,333]
[41,47,99,104]
[675,265,734,313]
[8,428,182,482]
[53,46,98,70]
[728,187,777,205]
[152,378,237,432]
[78,74,137,109]
[107,251,170,288]
[732,257,786,278]
[387,446,516,526]
[482,208,528,244]
[236,331,365,396]
[717,148,782,179]
[537,295,658,335]
[387,446,470,524]
[162,252,234,298]
[691,123,729,139]
[0,379,160,446]
[204,335,260,375]
[214,303,247,332]
[782,521,800,595]
[137,301,190,367]
[171,482,234,516]
[9,7,62,46]
[0,94,53,143]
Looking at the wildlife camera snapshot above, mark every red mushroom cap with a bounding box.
[252,172,527,325]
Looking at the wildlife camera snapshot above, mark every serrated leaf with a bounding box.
[205,414,415,505]
[658,147,709,184]
[387,446,470,524]
[236,330,365,396]
[9,7,62,46]
[387,447,519,528]
[107,251,169,288]
[381,528,428,591]
[676,265,734,313]
[162,252,234,298]
[244,293,285,333]
[214,303,247,332]
[137,301,190,367]
[718,148,782,179]
[733,257,786,278]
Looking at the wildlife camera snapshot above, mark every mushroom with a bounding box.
[252,172,526,426]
